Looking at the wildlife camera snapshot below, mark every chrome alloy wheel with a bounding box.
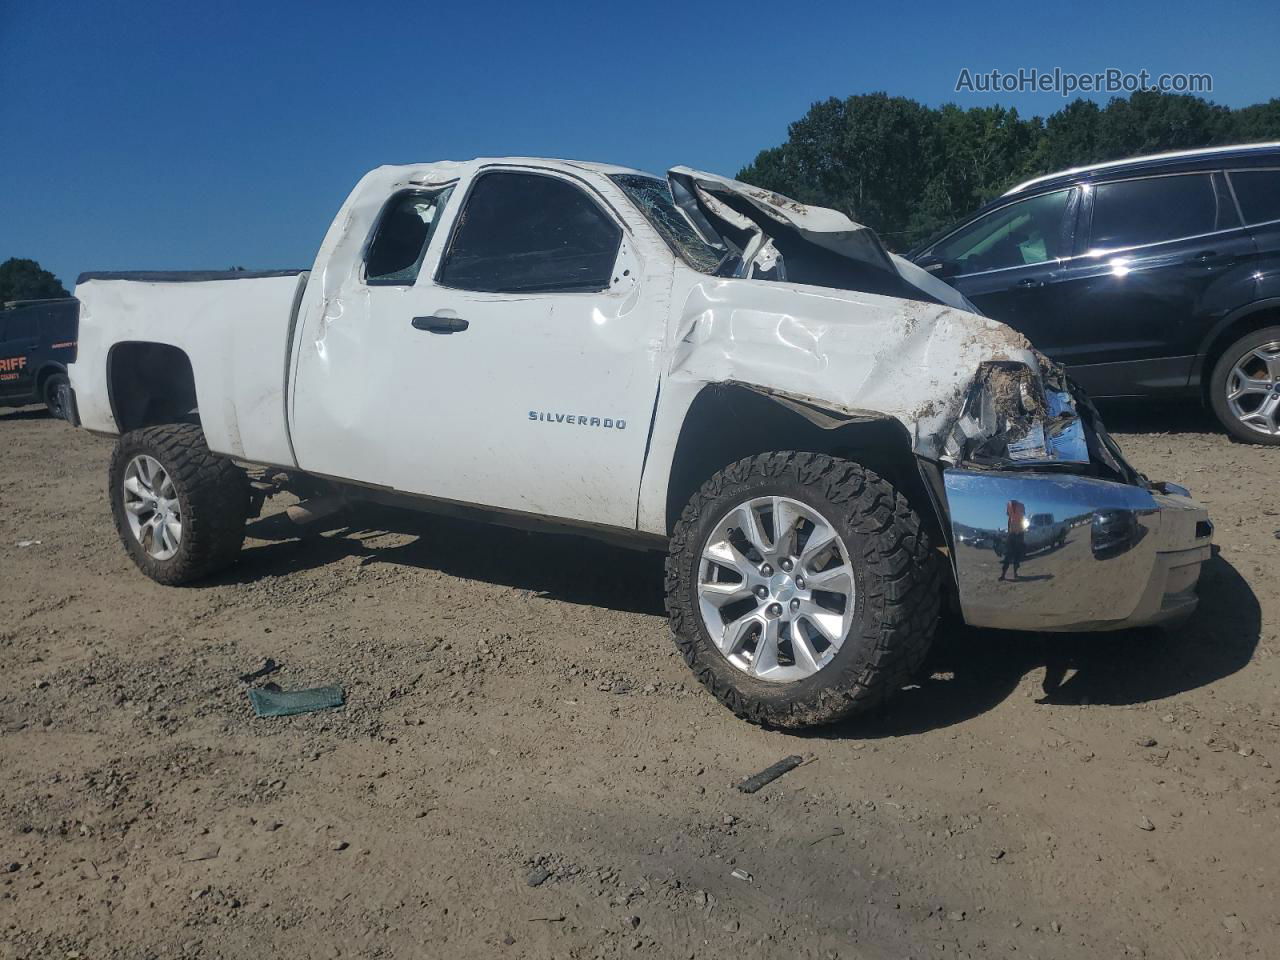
[1225,340,1280,437]
[122,454,183,560]
[696,496,855,683]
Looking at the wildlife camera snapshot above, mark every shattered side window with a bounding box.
[610,174,726,274]
[365,186,455,286]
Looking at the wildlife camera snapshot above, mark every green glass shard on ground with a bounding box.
[248,685,345,718]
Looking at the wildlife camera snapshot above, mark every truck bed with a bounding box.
[71,270,309,468]
[76,269,306,283]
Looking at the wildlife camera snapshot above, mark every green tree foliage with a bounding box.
[0,258,69,304]
[738,91,1280,251]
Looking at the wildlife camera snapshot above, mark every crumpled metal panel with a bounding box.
[668,167,898,274]
[665,275,1040,459]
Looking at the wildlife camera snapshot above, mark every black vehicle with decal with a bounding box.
[0,297,78,418]
[910,142,1280,445]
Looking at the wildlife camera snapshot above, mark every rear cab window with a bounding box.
[364,187,455,286]
[1227,169,1280,225]
[437,171,622,293]
[1087,173,1239,251]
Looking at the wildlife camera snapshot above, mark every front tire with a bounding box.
[109,423,250,584]
[1209,326,1280,445]
[665,452,941,729]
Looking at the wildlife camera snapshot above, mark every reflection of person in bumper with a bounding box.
[1000,499,1026,581]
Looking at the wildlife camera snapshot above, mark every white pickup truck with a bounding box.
[69,158,1214,727]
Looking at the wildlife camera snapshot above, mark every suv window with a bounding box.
[1,308,34,342]
[365,187,455,285]
[439,172,621,293]
[1089,173,1238,251]
[933,190,1070,274]
[1228,169,1280,225]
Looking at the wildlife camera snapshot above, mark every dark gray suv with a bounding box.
[910,143,1280,444]
[0,297,78,419]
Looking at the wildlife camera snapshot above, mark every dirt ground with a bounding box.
[1,400,1276,960]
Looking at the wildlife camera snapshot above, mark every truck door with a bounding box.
[289,168,666,530]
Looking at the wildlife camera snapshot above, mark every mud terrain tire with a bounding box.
[109,423,250,585]
[666,452,940,728]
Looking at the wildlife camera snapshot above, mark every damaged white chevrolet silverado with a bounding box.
[68,158,1215,728]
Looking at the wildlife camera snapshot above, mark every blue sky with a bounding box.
[3,0,1278,289]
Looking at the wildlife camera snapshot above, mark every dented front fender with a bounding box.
[665,276,1039,459]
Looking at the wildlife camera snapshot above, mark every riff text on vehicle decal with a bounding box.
[1,356,28,381]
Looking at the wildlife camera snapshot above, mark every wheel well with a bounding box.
[1200,306,1280,399]
[107,342,199,432]
[663,383,941,541]
[34,363,67,393]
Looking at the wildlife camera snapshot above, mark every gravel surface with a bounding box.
[1,400,1276,959]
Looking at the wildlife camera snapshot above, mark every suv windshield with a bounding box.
[610,174,726,274]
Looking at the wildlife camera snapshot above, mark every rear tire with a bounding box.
[665,452,941,729]
[109,423,250,584]
[43,373,69,419]
[1209,326,1280,445]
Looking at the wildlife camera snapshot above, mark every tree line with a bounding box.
[0,258,69,305]
[737,91,1280,251]
[8,91,1279,291]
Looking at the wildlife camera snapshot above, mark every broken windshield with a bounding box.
[609,174,727,274]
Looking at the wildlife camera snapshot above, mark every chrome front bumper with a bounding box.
[944,469,1213,632]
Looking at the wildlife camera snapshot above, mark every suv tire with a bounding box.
[43,373,70,419]
[109,423,250,584]
[666,452,940,729]
[1209,326,1280,445]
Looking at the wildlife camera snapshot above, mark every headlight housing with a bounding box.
[943,360,1090,466]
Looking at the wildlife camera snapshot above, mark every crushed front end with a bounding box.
[936,358,1213,632]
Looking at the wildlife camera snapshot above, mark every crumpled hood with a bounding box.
[667,166,981,314]
[668,166,896,272]
[668,275,1039,460]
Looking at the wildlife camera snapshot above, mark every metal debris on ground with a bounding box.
[248,684,344,718]
[15,539,41,548]
[730,868,753,882]
[182,844,220,862]
[808,826,845,846]
[238,658,280,683]
[735,754,806,794]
